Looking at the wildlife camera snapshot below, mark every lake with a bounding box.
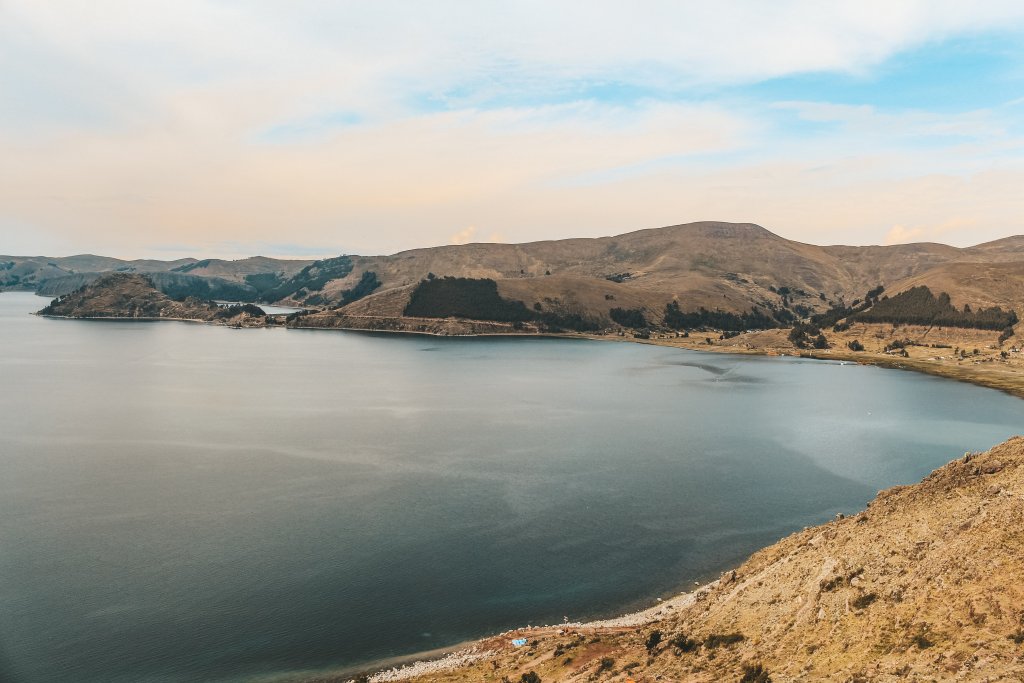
[0,291,1021,682]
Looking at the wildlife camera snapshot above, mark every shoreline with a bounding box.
[304,580,724,683]
[583,332,1024,400]
[34,307,1024,400]
[21,302,1024,681]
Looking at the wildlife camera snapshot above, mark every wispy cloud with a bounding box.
[3,1,1024,257]
[449,226,477,245]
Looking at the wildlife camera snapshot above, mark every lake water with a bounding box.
[0,291,1021,682]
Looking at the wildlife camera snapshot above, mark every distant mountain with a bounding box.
[7,222,1024,323]
[0,254,311,301]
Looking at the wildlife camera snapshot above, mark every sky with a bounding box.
[3,1,1024,260]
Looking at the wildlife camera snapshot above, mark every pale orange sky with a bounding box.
[3,2,1024,259]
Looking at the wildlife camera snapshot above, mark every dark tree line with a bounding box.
[261,255,354,302]
[663,301,781,332]
[213,303,266,319]
[810,284,884,328]
[788,322,829,349]
[403,276,601,331]
[339,271,381,306]
[403,276,534,321]
[535,311,601,332]
[851,286,1017,330]
[609,307,648,328]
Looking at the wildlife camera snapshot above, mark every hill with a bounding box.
[352,437,1024,683]
[303,222,1024,329]
[38,273,267,326]
[1,253,310,300]
[9,221,1024,328]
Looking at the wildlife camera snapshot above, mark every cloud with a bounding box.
[883,224,928,245]
[3,2,1024,257]
[449,226,477,245]
[774,101,1010,141]
[882,218,978,245]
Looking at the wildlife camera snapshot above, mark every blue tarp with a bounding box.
[511,638,527,647]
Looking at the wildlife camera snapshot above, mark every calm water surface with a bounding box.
[0,292,1021,682]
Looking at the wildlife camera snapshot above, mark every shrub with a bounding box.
[740,663,772,683]
[851,592,877,609]
[704,633,745,648]
[669,634,699,652]
[912,633,933,649]
[520,672,541,683]
[598,657,615,671]
[645,630,662,652]
[847,339,864,351]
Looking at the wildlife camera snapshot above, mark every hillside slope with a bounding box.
[37,273,267,326]
[317,222,1024,324]
[364,437,1024,683]
[0,253,309,299]
[9,222,1024,322]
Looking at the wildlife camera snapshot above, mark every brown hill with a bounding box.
[8,222,1024,323]
[37,273,266,326]
[290,222,1024,327]
[309,222,1024,325]
[360,437,1024,683]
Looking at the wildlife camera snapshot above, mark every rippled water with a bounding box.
[0,291,1020,682]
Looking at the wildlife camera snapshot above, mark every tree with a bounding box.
[609,307,647,328]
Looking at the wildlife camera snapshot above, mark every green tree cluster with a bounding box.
[852,286,1017,330]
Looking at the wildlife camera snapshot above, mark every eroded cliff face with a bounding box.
[37,272,266,326]
[370,437,1024,683]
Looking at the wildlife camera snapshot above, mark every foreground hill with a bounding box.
[353,437,1024,683]
[38,273,267,326]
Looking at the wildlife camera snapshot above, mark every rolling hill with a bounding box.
[8,221,1024,327]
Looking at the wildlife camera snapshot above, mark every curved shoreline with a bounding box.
[21,304,1024,681]
[617,334,1024,400]
[35,308,1024,400]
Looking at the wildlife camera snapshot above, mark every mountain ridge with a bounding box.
[7,221,1024,322]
